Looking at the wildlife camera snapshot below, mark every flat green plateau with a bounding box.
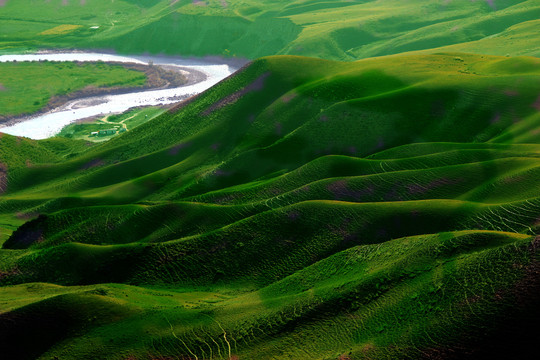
[0,61,146,118]
[1,52,540,359]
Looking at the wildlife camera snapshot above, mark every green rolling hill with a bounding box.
[1,0,540,60]
[2,0,540,358]
[1,53,540,358]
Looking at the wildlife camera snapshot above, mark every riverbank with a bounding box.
[57,106,170,142]
[0,52,238,139]
[28,48,250,69]
[0,61,206,126]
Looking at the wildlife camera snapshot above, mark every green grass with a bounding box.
[57,107,167,142]
[1,0,540,60]
[1,53,540,358]
[0,231,537,359]
[2,2,540,358]
[0,61,146,117]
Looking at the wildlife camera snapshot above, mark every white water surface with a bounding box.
[0,52,237,139]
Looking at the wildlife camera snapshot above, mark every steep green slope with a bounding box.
[1,0,540,60]
[1,53,540,358]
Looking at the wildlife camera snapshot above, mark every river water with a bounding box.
[0,52,239,139]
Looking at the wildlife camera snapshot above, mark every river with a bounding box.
[0,52,240,139]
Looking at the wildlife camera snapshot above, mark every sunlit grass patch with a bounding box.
[38,24,82,36]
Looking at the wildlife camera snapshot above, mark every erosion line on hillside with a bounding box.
[202,313,232,359]
[164,316,199,360]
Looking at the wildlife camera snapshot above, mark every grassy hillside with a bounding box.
[1,53,540,358]
[1,0,540,60]
[0,61,146,118]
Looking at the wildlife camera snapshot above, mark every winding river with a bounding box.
[0,52,240,139]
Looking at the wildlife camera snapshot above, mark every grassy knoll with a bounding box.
[1,53,540,358]
[1,0,539,60]
[0,61,146,118]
